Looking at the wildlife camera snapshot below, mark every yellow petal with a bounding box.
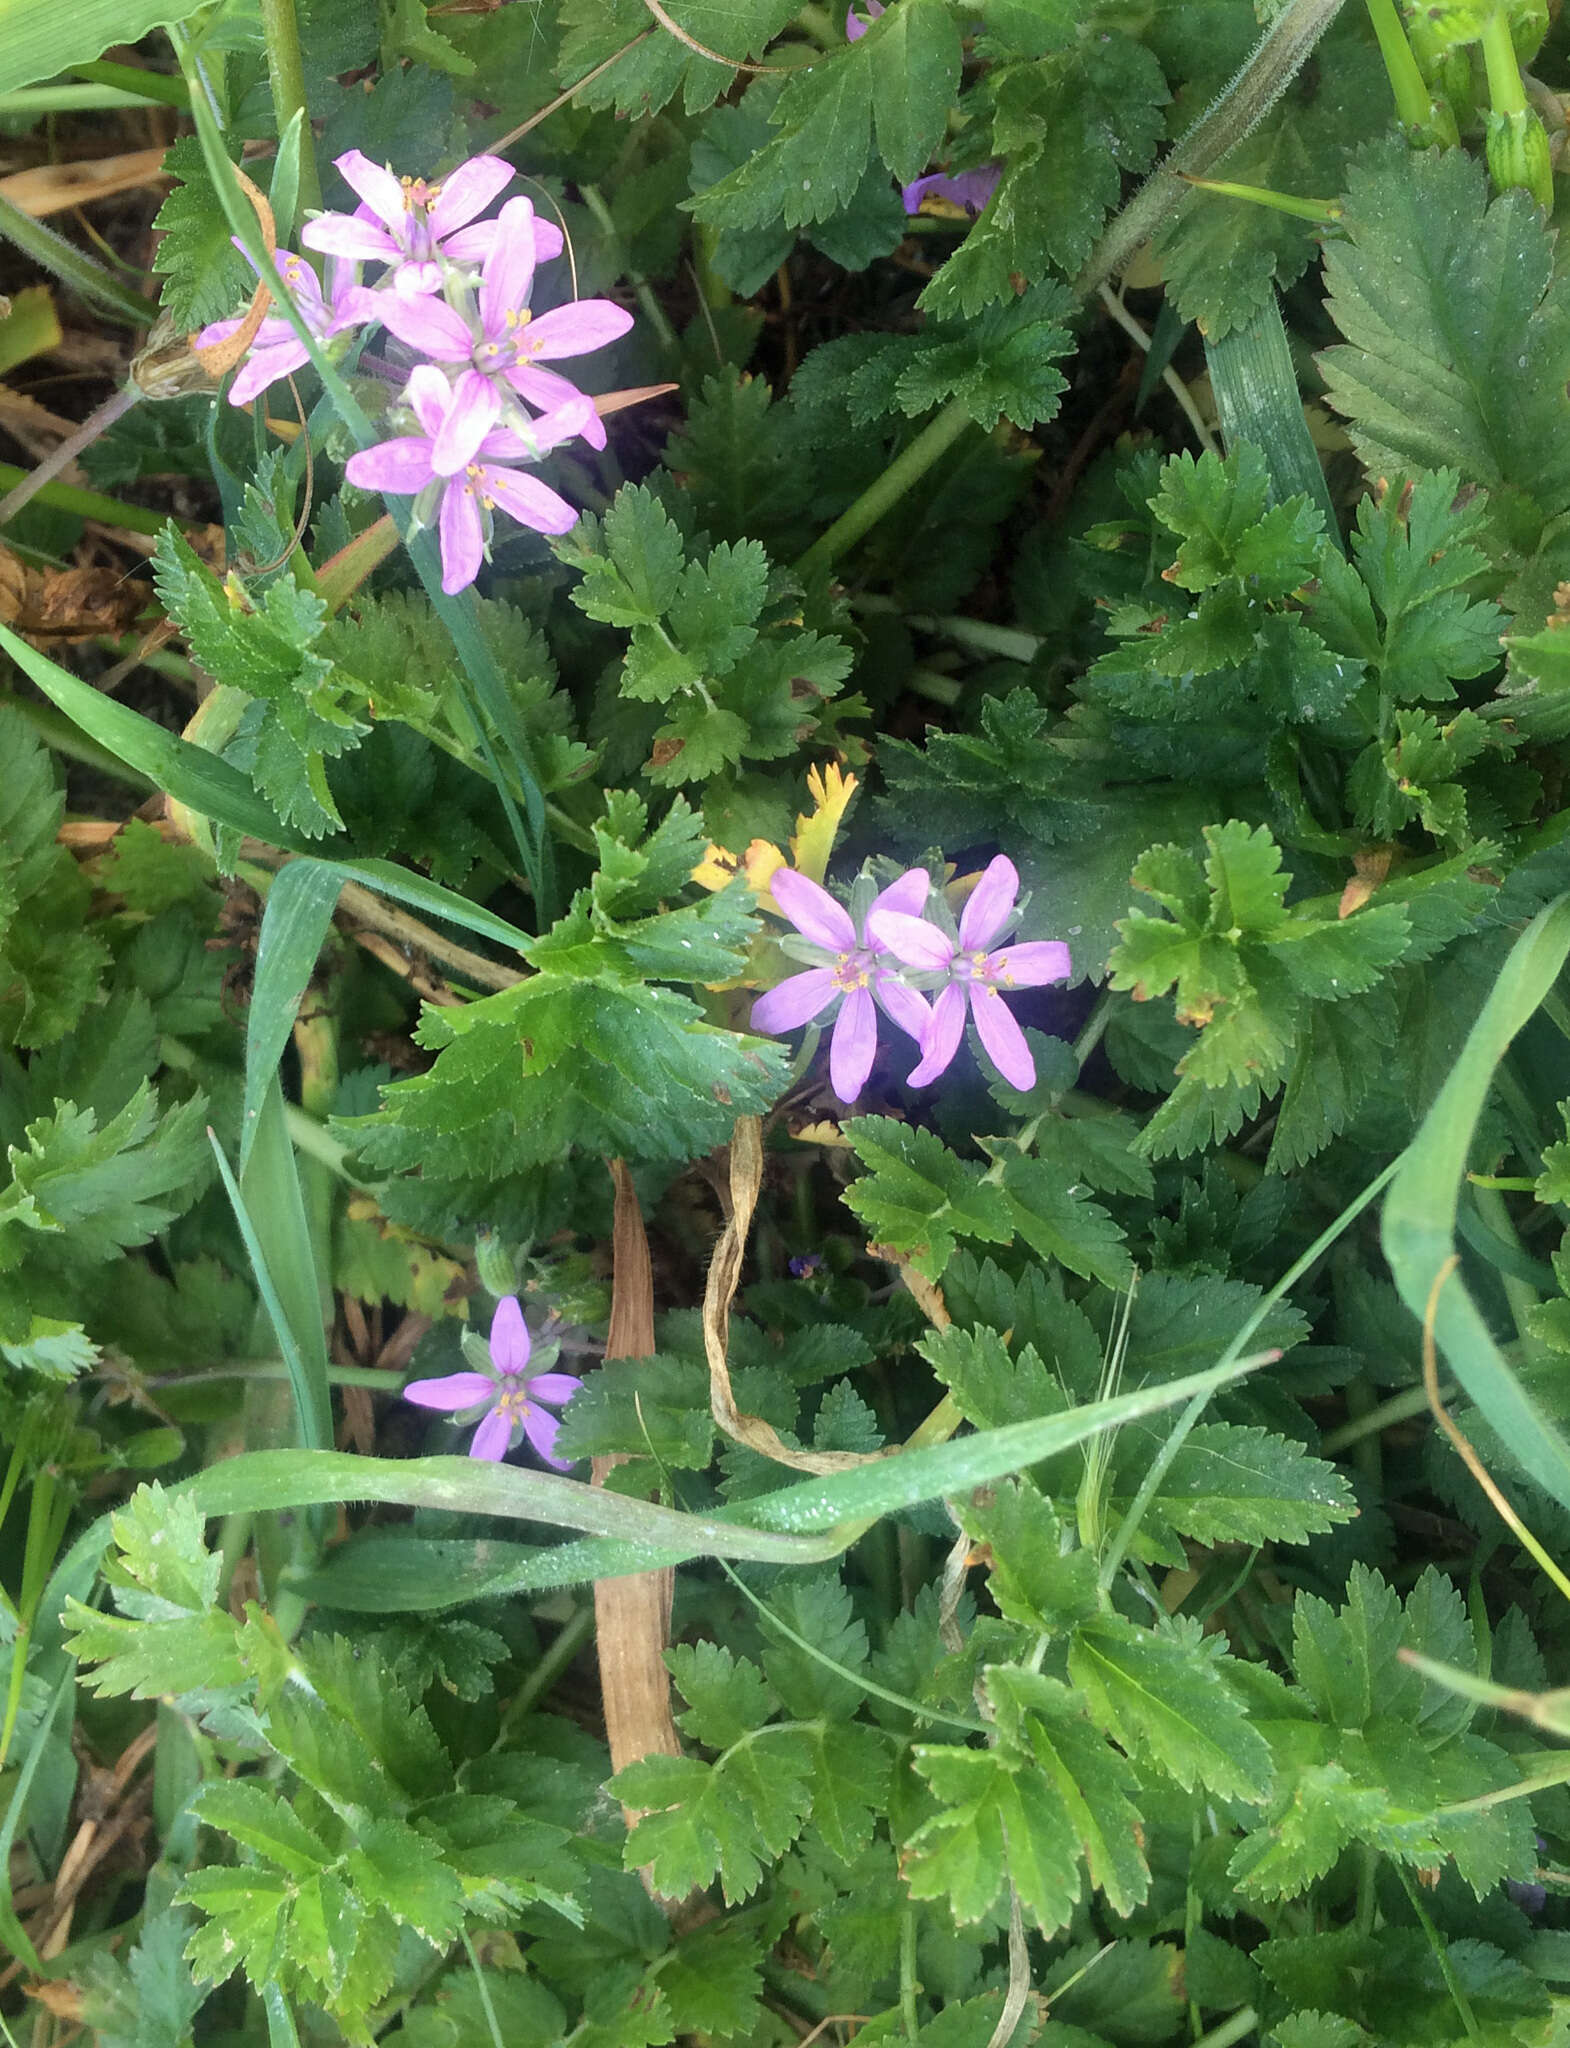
[789,761,858,883]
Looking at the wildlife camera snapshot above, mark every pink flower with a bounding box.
[370,197,631,459]
[301,150,560,297]
[195,247,369,406]
[403,1295,581,1465]
[345,364,592,594]
[870,856,1071,1092]
[750,867,933,1105]
[846,0,885,38]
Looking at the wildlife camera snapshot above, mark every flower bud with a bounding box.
[1507,0,1551,65]
[1487,107,1555,208]
[474,1227,518,1298]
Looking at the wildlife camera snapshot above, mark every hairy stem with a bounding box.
[258,0,322,215]
[1074,0,1347,296]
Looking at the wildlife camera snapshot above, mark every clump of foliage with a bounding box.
[5,0,1570,2044]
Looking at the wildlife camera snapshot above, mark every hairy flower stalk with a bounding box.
[403,1294,581,1464]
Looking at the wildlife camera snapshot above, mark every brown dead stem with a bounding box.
[594,1160,682,1834]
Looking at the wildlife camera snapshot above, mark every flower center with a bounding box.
[463,461,496,511]
[475,310,532,372]
[955,948,1000,985]
[493,1376,530,1419]
[832,948,874,993]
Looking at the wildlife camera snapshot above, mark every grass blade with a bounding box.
[211,1092,334,1454]
[242,860,343,1176]
[1383,893,1570,1507]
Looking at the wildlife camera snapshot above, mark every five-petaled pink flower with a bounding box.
[371,196,632,460]
[403,1295,581,1464]
[345,364,590,593]
[302,149,558,296]
[870,855,1071,1092]
[196,246,369,406]
[750,867,932,1104]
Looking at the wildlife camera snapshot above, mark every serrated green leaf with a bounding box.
[616,1734,815,1903]
[841,1117,1014,1280]
[668,1641,777,1751]
[1069,1615,1273,1801]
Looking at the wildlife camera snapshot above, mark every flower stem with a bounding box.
[795,396,973,578]
[1481,5,1528,115]
[1363,0,1437,129]
[258,0,321,215]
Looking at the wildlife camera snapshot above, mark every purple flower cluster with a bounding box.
[195,150,633,594]
[403,1295,581,1464]
[751,856,1070,1103]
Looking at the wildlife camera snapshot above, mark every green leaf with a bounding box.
[615,1734,815,1903]
[0,1084,208,1270]
[1003,1154,1132,1288]
[1068,1615,1274,1801]
[657,1921,765,2040]
[0,0,210,94]
[191,1780,334,1880]
[841,1117,1014,1280]
[917,33,1167,317]
[668,1642,777,1751]
[1121,1421,1356,1548]
[905,1739,1083,1931]
[1321,139,1570,525]
[150,135,252,331]
[985,1665,1152,1918]
[558,0,799,117]
[865,0,964,182]
[154,531,366,839]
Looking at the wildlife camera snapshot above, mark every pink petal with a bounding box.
[302,213,400,263]
[479,464,579,535]
[392,259,444,297]
[523,1405,571,1469]
[989,940,1071,988]
[522,299,634,361]
[375,291,472,361]
[270,252,325,316]
[228,339,309,406]
[751,966,837,1035]
[428,154,515,237]
[194,315,244,350]
[829,985,878,1104]
[970,985,1035,1092]
[404,363,455,440]
[332,150,408,233]
[525,1372,582,1408]
[489,1294,531,1374]
[771,870,857,952]
[531,217,566,262]
[431,370,500,475]
[480,197,539,329]
[868,867,932,928]
[345,436,436,494]
[958,855,1020,950]
[866,910,953,971]
[325,284,380,334]
[439,478,484,593]
[479,395,596,461]
[404,1371,496,1411]
[506,364,606,448]
[908,983,966,1088]
[440,220,499,266]
[470,1407,513,1461]
[873,973,931,1043]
